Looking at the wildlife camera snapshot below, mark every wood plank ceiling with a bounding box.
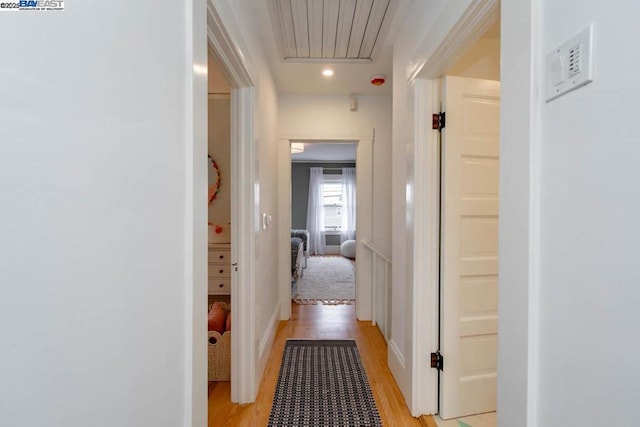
[271,0,394,62]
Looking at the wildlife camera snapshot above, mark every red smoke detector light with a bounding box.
[370,74,386,86]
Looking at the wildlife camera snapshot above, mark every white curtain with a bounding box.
[340,167,356,243]
[306,167,326,255]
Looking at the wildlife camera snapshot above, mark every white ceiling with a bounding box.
[257,0,408,95]
[271,0,394,62]
[291,142,356,162]
[221,3,495,96]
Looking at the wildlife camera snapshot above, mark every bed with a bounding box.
[291,237,304,280]
[290,229,310,280]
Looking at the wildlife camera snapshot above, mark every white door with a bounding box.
[439,76,500,419]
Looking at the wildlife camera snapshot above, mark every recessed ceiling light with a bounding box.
[322,69,334,77]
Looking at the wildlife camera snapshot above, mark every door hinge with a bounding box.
[430,351,443,370]
[432,112,446,131]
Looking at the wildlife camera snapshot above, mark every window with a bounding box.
[322,174,342,230]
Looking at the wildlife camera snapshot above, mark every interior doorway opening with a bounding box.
[289,142,358,305]
[405,0,502,419]
[277,134,377,326]
[206,1,258,407]
[422,13,502,427]
[435,18,501,425]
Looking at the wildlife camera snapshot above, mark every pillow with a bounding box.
[208,302,228,333]
[340,240,356,259]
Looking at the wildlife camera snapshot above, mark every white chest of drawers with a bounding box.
[208,243,231,295]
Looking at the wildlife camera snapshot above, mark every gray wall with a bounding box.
[291,162,355,245]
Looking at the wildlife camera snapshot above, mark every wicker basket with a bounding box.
[208,330,231,381]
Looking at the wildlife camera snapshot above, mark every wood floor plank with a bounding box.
[208,303,434,426]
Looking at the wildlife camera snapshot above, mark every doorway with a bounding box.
[277,135,376,324]
[428,22,500,427]
[431,18,501,427]
[206,2,257,406]
[437,17,500,427]
[290,142,357,304]
[435,75,500,424]
[405,2,502,420]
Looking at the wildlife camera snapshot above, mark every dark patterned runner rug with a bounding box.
[268,339,382,427]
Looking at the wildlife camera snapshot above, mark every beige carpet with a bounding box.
[292,256,355,305]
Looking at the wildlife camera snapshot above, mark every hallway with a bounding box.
[208,304,435,426]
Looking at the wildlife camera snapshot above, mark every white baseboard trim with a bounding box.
[257,300,281,380]
[388,338,406,371]
[388,338,410,402]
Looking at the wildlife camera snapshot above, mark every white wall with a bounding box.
[501,0,640,425]
[207,54,232,230]
[278,95,393,257]
[207,96,231,228]
[447,37,500,81]
[0,1,207,426]
[215,0,282,396]
[208,53,232,93]
[498,1,535,425]
[539,1,638,425]
[254,67,280,382]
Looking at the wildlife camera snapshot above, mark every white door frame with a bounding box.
[206,0,257,404]
[407,0,500,416]
[277,133,374,321]
[187,1,208,425]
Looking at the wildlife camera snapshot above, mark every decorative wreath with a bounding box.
[208,155,221,204]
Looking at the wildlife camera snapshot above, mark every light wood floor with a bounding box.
[208,303,437,426]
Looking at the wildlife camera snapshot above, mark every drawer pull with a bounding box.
[218,283,224,288]
[219,269,224,274]
[219,254,224,260]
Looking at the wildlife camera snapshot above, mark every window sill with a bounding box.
[324,230,341,236]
